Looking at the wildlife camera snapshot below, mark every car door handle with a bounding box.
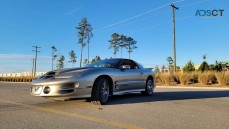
[140,72,144,75]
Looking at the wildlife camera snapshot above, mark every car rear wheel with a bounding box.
[141,78,154,96]
[91,78,110,105]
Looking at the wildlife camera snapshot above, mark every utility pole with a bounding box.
[32,46,41,76]
[171,3,178,73]
[31,58,34,77]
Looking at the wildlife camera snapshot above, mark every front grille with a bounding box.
[59,89,75,94]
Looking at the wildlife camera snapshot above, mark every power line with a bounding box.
[94,0,185,32]
[180,0,209,7]
[32,46,41,76]
[95,0,209,33]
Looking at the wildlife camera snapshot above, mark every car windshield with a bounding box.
[86,59,120,68]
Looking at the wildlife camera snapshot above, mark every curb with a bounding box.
[156,86,229,90]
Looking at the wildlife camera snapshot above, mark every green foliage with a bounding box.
[83,56,101,65]
[215,61,222,71]
[167,57,173,65]
[166,57,173,73]
[203,54,207,60]
[198,61,209,72]
[57,55,65,70]
[161,65,166,70]
[154,65,160,74]
[122,36,137,59]
[183,60,195,71]
[69,50,77,67]
[51,46,57,70]
[109,33,121,58]
[83,59,88,65]
[108,33,137,59]
[76,17,93,67]
[91,56,101,63]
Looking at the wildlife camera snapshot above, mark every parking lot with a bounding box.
[0,82,229,129]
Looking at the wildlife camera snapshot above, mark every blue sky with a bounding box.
[0,0,228,73]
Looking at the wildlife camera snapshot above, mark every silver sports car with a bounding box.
[31,59,155,105]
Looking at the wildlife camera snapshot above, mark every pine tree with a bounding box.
[76,17,93,67]
[183,60,195,71]
[57,55,65,70]
[68,50,77,67]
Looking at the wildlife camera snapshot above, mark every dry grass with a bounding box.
[177,73,190,86]
[171,73,180,84]
[198,72,212,86]
[156,71,229,87]
[160,73,173,85]
[190,71,199,83]
[155,74,163,83]
[215,71,229,86]
[0,76,36,82]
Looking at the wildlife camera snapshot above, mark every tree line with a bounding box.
[50,17,138,70]
[154,55,225,74]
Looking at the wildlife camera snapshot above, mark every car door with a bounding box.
[115,60,145,91]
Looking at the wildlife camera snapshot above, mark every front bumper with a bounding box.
[31,83,78,96]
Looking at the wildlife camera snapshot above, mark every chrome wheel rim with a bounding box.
[101,80,109,102]
[147,80,153,94]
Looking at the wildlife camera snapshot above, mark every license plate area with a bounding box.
[31,86,43,95]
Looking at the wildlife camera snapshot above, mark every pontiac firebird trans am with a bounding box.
[31,59,155,105]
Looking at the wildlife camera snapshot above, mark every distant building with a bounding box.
[221,62,229,71]
[194,64,200,70]
[160,68,169,73]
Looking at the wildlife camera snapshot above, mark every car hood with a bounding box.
[55,67,94,75]
[35,67,95,80]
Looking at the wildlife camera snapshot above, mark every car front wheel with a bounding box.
[141,78,154,96]
[91,78,110,105]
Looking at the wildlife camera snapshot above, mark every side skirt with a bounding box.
[113,89,145,95]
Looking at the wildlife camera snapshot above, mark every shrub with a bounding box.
[190,71,199,83]
[198,72,211,86]
[178,73,190,86]
[183,60,195,72]
[160,73,173,85]
[209,71,217,84]
[215,71,229,86]
[155,74,163,83]
[171,73,180,84]
[198,61,209,72]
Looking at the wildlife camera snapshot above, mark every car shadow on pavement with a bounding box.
[107,90,229,105]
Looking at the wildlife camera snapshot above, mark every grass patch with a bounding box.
[0,76,36,82]
[215,71,229,86]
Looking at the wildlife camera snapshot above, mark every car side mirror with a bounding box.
[120,65,131,70]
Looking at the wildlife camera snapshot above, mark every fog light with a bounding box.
[74,83,79,88]
[43,86,51,94]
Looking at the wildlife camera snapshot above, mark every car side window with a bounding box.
[120,60,139,69]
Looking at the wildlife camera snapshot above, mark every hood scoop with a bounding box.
[38,71,56,79]
[57,67,93,74]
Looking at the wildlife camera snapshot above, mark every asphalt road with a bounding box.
[0,82,229,129]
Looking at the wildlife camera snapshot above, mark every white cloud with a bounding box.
[64,6,82,15]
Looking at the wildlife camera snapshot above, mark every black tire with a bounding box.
[91,78,110,105]
[141,78,154,96]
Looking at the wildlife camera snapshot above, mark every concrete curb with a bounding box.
[156,86,229,90]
